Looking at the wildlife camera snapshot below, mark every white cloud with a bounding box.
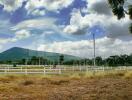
[12,29,31,41]
[31,9,45,16]
[11,18,57,31]
[0,38,10,44]
[124,0,132,10]
[38,37,132,58]
[86,0,112,15]
[63,0,132,39]
[25,0,74,13]
[0,0,74,13]
[0,38,13,51]
[0,30,30,49]
[0,0,24,12]
[63,9,107,34]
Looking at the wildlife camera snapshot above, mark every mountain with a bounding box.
[0,47,81,62]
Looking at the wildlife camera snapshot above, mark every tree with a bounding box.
[31,56,38,65]
[108,0,132,33]
[21,59,26,65]
[59,55,64,65]
[95,56,103,66]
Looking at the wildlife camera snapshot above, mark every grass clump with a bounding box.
[84,72,95,78]
[70,73,81,79]
[124,71,132,79]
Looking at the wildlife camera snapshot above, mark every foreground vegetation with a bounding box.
[0,71,132,100]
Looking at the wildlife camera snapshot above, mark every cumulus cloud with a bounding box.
[38,37,132,58]
[63,0,132,38]
[87,0,112,15]
[12,29,31,41]
[0,0,24,12]
[25,0,74,13]
[0,38,10,44]
[0,0,74,13]
[31,9,45,16]
[63,9,107,35]
[63,9,89,34]
[0,30,30,49]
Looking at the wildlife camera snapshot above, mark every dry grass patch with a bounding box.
[0,71,131,100]
[124,71,132,79]
[21,80,34,86]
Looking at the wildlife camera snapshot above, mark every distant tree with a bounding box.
[105,55,119,66]
[95,56,103,66]
[119,55,128,66]
[86,59,93,65]
[64,60,74,65]
[59,55,64,65]
[108,0,132,33]
[128,54,132,65]
[31,56,38,65]
[5,60,12,64]
[21,59,26,65]
[0,61,3,64]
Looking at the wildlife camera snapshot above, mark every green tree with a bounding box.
[21,59,26,65]
[108,0,132,33]
[31,56,38,65]
[95,56,103,66]
[59,55,64,65]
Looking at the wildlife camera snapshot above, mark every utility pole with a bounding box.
[93,32,96,68]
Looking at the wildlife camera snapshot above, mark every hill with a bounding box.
[0,47,81,62]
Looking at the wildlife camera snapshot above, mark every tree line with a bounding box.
[64,54,132,67]
[0,55,64,66]
[0,54,132,67]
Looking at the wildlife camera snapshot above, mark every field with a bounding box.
[0,71,132,100]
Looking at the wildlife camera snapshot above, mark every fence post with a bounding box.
[80,66,82,71]
[72,66,74,71]
[103,67,105,71]
[4,67,7,74]
[8,67,9,71]
[25,68,27,75]
[21,67,23,72]
[86,67,88,72]
[43,67,45,75]
[64,66,66,71]
[59,68,61,74]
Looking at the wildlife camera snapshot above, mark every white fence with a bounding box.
[0,65,132,75]
[0,68,61,75]
[61,66,132,72]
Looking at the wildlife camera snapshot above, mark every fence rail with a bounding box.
[0,68,62,75]
[0,65,132,75]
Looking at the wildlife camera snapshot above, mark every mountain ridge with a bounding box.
[0,47,81,62]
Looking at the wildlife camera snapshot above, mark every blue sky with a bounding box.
[0,0,132,58]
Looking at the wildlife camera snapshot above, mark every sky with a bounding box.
[0,0,132,58]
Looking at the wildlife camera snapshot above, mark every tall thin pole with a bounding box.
[93,33,96,67]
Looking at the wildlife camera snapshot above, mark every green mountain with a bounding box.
[0,47,81,62]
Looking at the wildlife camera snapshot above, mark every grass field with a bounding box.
[0,71,132,100]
